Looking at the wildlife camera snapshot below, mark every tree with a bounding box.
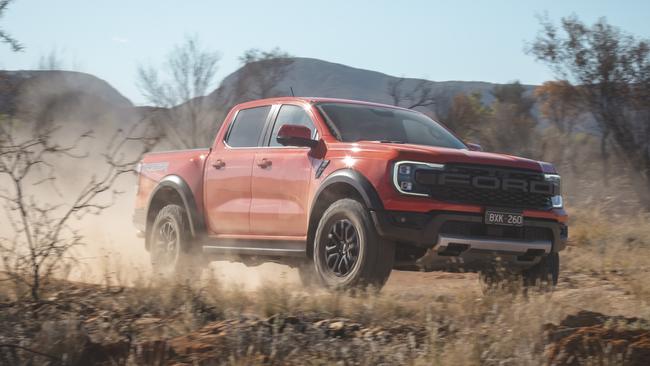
[219,47,293,107]
[440,92,490,140]
[0,117,156,300]
[0,0,22,52]
[485,82,538,156]
[37,48,66,70]
[529,15,650,206]
[491,82,534,115]
[387,77,438,109]
[137,35,220,148]
[534,80,582,134]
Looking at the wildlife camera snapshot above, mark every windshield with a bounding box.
[316,103,466,149]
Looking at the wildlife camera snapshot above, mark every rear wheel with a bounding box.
[150,204,205,281]
[313,199,394,290]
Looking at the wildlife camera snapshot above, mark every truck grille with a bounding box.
[417,164,553,210]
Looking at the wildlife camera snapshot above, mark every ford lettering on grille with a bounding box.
[414,165,557,209]
[436,173,555,195]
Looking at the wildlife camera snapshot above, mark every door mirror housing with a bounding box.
[467,143,483,152]
[276,124,317,148]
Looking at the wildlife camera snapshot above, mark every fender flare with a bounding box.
[310,169,384,215]
[146,175,205,237]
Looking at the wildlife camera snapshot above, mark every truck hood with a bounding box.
[354,141,549,172]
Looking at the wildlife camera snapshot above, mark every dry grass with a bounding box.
[564,208,650,314]
[2,210,650,365]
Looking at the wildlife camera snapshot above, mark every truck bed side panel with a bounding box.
[134,149,209,231]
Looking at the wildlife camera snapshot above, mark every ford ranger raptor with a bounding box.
[134,97,568,289]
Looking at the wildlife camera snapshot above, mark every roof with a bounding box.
[232,97,413,111]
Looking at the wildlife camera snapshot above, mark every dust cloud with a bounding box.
[1,71,298,291]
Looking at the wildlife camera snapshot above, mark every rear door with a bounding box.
[250,103,319,236]
[204,105,272,235]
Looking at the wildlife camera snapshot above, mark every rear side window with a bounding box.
[226,106,271,147]
[269,105,316,146]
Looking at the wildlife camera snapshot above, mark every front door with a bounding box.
[250,104,318,237]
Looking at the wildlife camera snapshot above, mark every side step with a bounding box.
[201,238,306,258]
[202,246,305,257]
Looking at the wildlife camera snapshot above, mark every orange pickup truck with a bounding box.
[134,97,568,289]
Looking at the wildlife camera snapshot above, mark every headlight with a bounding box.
[544,174,563,208]
[393,161,444,197]
[551,195,563,208]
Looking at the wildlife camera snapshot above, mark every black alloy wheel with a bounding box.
[325,219,360,277]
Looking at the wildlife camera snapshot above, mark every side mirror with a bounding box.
[276,124,317,148]
[467,143,483,152]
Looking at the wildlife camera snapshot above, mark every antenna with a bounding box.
[289,86,295,97]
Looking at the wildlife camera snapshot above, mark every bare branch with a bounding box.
[0,0,23,52]
[387,77,438,109]
[137,35,220,148]
[0,113,156,300]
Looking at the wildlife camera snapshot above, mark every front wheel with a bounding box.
[149,204,205,281]
[313,199,395,290]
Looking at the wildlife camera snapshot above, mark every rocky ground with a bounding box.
[2,265,650,365]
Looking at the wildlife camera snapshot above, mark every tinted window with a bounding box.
[269,105,316,146]
[317,103,466,149]
[226,106,271,147]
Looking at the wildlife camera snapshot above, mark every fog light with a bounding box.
[400,181,413,191]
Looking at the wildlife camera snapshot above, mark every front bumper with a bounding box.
[371,210,568,271]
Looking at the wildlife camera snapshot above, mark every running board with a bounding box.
[200,238,306,258]
[202,245,305,257]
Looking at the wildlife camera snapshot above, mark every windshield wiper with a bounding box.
[354,139,407,144]
[378,140,406,144]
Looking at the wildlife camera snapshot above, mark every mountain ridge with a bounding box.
[1,57,539,119]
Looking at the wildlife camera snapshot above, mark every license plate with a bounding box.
[484,209,524,227]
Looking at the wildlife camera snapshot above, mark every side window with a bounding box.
[269,105,316,147]
[225,106,271,147]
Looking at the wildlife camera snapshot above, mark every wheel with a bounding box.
[313,199,395,290]
[523,252,559,289]
[149,204,205,281]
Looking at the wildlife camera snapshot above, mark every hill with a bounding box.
[0,70,133,121]
[1,58,539,137]
[210,57,535,115]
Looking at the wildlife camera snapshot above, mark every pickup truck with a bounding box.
[134,97,568,289]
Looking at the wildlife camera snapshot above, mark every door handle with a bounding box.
[257,158,272,168]
[212,159,225,169]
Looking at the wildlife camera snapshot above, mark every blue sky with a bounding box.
[2,0,649,104]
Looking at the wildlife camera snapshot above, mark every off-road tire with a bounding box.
[313,199,395,290]
[522,252,559,289]
[149,204,205,281]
